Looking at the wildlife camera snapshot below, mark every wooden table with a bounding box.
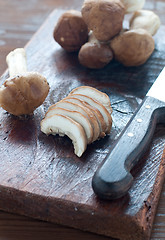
[0,0,165,239]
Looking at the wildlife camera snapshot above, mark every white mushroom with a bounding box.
[45,107,93,144]
[41,114,87,157]
[121,0,145,13]
[129,10,161,36]
[69,86,112,113]
[68,94,112,134]
[6,48,27,76]
[0,48,49,116]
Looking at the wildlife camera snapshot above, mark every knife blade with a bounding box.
[92,67,165,200]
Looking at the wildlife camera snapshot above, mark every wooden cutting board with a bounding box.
[0,9,165,240]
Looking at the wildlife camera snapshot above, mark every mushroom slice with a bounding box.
[65,96,106,137]
[64,97,104,139]
[41,114,87,157]
[49,100,100,142]
[69,86,112,113]
[68,94,112,134]
[45,107,93,144]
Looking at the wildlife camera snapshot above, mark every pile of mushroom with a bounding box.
[0,48,49,116]
[53,0,161,68]
[41,86,112,157]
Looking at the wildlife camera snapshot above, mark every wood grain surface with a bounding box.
[0,1,165,240]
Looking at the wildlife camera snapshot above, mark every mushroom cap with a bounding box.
[78,39,113,69]
[68,94,112,134]
[45,107,94,144]
[81,0,125,42]
[69,86,112,113]
[0,72,49,116]
[53,10,88,52]
[110,28,155,66]
[41,114,87,157]
[129,10,161,36]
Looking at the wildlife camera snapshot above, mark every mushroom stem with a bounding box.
[6,48,27,77]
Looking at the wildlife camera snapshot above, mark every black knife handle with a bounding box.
[92,96,165,200]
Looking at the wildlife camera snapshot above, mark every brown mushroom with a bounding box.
[53,10,88,52]
[41,114,87,157]
[78,32,113,69]
[65,96,106,138]
[81,0,125,42]
[0,48,49,116]
[110,28,155,66]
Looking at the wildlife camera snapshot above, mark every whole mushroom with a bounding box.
[130,10,161,36]
[121,0,145,13]
[0,48,49,116]
[53,10,88,52]
[110,28,155,66]
[78,32,113,69]
[81,0,125,42]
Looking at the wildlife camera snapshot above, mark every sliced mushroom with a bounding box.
[69,86,112,113]
[49,100,100,142]
[68,94,112,134]
[41,114,87,157]
[64,97,105,138]
[45,107,93,144]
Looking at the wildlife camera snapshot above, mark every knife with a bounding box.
[92,67,165,200]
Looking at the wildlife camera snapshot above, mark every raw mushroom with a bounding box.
[0,48,49,116]
[129,10,161,36]
[81,0,125,42]
[78,32,113,69]
[121,0,145,13]
[110,28,155,66]
[41,86,113,157]
[53,10,88,52]
[41,114,87,157]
